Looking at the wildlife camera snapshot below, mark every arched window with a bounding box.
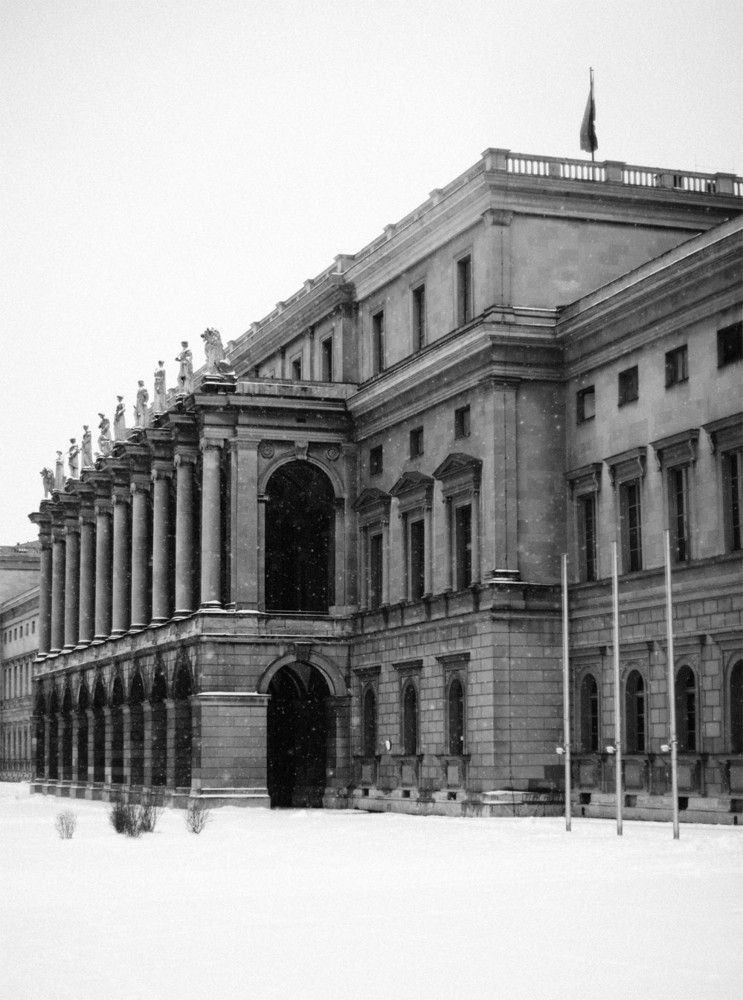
[625,670,646,754]
[402,683,418,756]
[731,660,743,754]
[580,673,600,752]
[362,687,377,757]
[675,665,697,753]
[448,678,465,755]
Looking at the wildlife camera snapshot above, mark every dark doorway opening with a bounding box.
[265,461,335,613]
[110,676,125,785]
[267,664,329,808]
[151,671,167,787]
[129,673,145,787]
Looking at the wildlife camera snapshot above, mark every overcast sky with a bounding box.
[2,0,742,545]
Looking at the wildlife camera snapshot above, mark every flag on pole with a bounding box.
[580,68,598,157]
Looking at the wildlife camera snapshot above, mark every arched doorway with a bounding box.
[48,688,59,780]
[265,461,335,613]
[77,683,89,783]
[93,678,106,783]
[173,662,192,789]
[129,673,145,786]
[267,663,330,808]
[110,676,125,785]
[61,687,73,781]
[151,670,167,787]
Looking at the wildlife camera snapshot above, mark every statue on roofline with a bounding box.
[134,380,149,429]
[114,396,126,441]
[98,413,112,456]
[201,328,235,376]
[81,425,93,468]
[176,341,193,394]
[153,361,167,413]
[55,451,65,489]
[40,468,55,498]
[68,438,80,479]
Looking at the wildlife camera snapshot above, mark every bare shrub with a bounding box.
[185,798,211,834]
[55,810,77,839]
[138,790,163,834]
[109,798,142,837]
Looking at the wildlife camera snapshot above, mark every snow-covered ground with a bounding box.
[1,783,741,1000]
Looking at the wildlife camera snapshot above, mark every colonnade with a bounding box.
[29,421,224,657]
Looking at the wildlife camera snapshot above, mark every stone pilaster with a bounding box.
[70,712,79,783]
[231,435,260,610]
[142,703,153,788]
[200,440,223,608]
[165,698,176,789]
[121,705,131,786]
[103,707,112,786]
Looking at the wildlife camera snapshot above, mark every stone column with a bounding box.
[151,468,173,623]
[70,713,79,784]
[78,503,96,646]
[93,496,113,640]
[382,516,390,606]
[200,441,223,608]
[443,497,453,591]
[174,453,196,616]
[85,709,95,794]
[50,522,66,654]
[129,480,151,630]
[484,378,520,578]
[30,513,53,656]
[103,707,112,786]
[121,705,131,787]
[358,528,368,610]
[111,487,131,636]
[142,703,153,788]
[63,515,80,651]
[165,699,176,790]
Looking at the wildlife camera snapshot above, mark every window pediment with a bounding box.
[389,471,434,513]
[703,412,743,454]
[432,452,482,499]
[650,428,699,469]
[565,462,602,495]
[353,487,391,525]
[606,446,647,486]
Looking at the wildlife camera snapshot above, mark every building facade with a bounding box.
[26,148,743,821]
[0,543,40,780]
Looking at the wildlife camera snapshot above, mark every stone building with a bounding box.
[0,543,40,780]
[27,148,743,821]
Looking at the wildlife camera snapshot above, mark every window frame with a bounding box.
[320,335,334,382]
[456,253,473,326]
[675,664,697,753]
[580,672,600,753]
[389,472,434,604]
[665,344,688,388]
[369,445,383,477]
[625,669,646,754]
[409,426,424,459]
[412,282,426,352]
[576,385,596,423]
[618,365,639,407]
[454,405,471,439]
[717,320,743,368]
[372,309,385,375]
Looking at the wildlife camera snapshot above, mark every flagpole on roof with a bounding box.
[580,67,598,163]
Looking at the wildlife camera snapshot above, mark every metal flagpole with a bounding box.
[590,68,595,164]
[612,541,623,835]
[664,529,680,839]
[562,553,572,832]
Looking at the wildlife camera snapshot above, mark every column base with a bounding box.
[172,608,195,619]
[75,640,92,650]
[109,629,128,638]
[92,635,110,644]
[127,623,148,634]
[199,601,223,610]
[149,616,169,626]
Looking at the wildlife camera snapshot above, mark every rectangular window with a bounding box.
[723,450,742,552]
[619,480,643,572]
[454,405,471,439]
[291,357,302,380]
[668,466,690,562]
[321,336,333,382]
[412,284,426,351]
[665,345,688,387]
[410,427,424,458]
[717,320,743,367]
[457,255,472,325]
[454,504,472,590]
[409,518,425,601]
[578,493,598,582]
[369,445,383,477]
[618,366,639,406]
[369,532,383,610]
[577,386,596,423]
[372,310,385,374]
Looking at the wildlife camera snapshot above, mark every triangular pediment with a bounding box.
[388,470,434,499]
[352,487,391,513]
[432,452,482,481]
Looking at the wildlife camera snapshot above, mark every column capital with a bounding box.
[94,496,113,517]
[130,478,151,496]
[174,450,199,468]
[112,487,131,506]
[151,465,174,483]
[200,438,225,454]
